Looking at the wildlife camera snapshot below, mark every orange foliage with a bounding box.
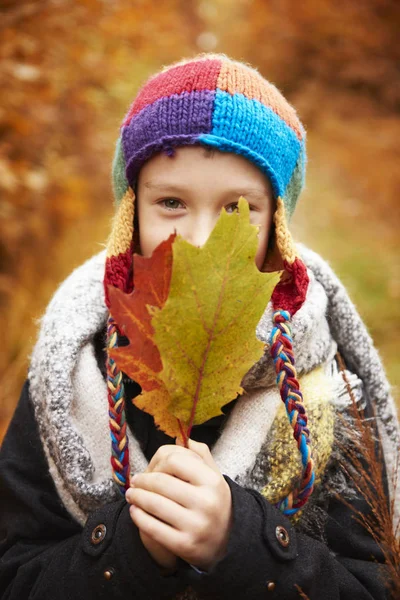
[0,0,399,438]
[0,0,202,431]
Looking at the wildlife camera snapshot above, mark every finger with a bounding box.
[130,504,183,554]
[152,448,219,487]
[146,444,203,474]
[127,472,198,508]
[184,438,220,474]
[127,487,191,531]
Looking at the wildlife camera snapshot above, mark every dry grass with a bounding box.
[336,354,400,598]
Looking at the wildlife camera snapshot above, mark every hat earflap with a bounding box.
[270,197,314,516]
[104,186,135,495]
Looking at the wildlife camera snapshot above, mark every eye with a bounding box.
[226,202,239,213]
[159,198,184,210]
[226,202,257,213]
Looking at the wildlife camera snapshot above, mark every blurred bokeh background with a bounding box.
[1,0,399,441]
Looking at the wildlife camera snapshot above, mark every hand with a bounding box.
[138,530,177,573]
[125,438,233,571]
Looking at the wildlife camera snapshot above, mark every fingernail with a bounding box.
[131,475,137,485]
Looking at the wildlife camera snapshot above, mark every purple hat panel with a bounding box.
[123,59,221,126]
[122,90,215,184]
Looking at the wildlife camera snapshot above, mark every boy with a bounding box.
[0,53,398,599]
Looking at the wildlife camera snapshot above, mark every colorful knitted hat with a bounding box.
[104,53,312,516]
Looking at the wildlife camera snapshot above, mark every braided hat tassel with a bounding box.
[104,187,135,495]
[107,316,130,492]
[270,198,314,515]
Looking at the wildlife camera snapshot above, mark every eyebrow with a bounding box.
[144,181,269,197]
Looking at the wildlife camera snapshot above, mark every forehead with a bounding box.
[138,145,273,196]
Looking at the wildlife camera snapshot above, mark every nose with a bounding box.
[186,214,217,248]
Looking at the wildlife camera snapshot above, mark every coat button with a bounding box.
[275,525,290,548]
[266,580,276,591]
[91,524,107,545]
[104,568,115,580]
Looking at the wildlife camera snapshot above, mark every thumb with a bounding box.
[183,437,220,473]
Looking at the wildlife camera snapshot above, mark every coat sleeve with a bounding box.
[175,475,389,599]
[0,381,186,600]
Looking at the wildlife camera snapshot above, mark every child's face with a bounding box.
[136,146,274,270]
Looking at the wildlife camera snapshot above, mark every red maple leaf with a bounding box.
[108,234,174,392]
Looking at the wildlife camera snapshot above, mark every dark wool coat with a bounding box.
[0,376,390,600]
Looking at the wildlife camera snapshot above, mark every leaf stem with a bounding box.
[177,418,189,448]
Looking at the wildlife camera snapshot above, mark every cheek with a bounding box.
[136,178,160,255]
[137,203,175,257]
[255,225,270,270]
[139,221,173,257]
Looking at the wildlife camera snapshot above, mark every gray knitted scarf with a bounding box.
[28,246,399,527]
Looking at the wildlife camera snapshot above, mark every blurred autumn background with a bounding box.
[1,0,399,441]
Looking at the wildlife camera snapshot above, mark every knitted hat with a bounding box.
[104,53,313,516]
